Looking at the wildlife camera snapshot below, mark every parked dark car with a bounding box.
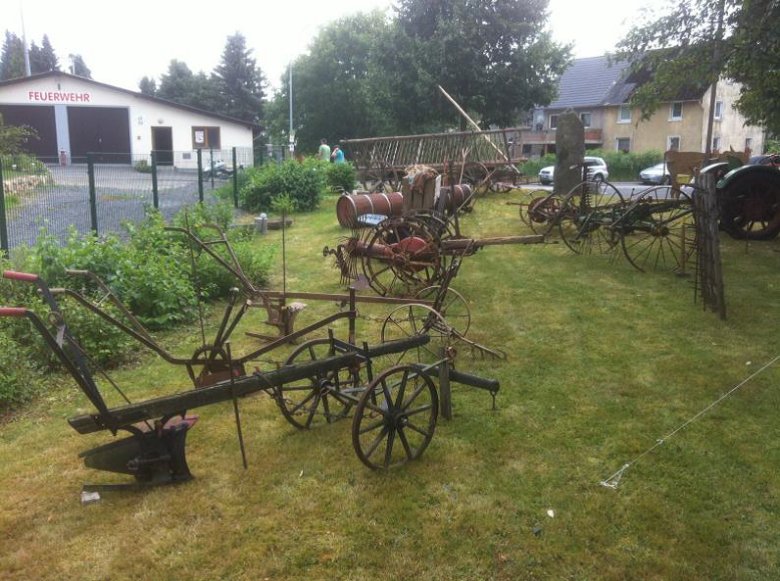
[748,153,780,168]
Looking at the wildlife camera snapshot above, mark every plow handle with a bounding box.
[448,368,500,394]
[0,307,28,317]
[3,270,39,282]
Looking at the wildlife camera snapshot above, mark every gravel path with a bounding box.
[4,165,227,249]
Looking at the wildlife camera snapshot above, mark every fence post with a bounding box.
[0,158,8,255]
[197,148,204,203]
[232,147,239,208]
[151,151,159,210]
[209,148,215,189]
[87,153,98,235]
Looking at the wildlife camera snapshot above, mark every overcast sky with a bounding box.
[14,0,667,93]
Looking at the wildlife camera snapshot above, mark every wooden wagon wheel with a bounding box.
[460,162,491,192]
[274,338,359,429]
[619,189,696,273]
[361,215,451,297]
[488,165,519,193]
[351,364,438,470]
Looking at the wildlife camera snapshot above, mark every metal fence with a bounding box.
[0,147,253,253]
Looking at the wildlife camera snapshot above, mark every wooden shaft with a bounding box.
[441,235,544,251]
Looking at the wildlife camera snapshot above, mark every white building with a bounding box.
[0,71,257,168]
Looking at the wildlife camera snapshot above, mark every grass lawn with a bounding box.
[1,189,778,580]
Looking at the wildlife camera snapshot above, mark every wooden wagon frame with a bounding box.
[341,127,528,193]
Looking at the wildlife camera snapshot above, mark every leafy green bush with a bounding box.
[325,162,357,193]
[0,331,44,410]
[240,158,326,212]
[170,201,235,233]
[134,159,152,173]
[0,205,274,409]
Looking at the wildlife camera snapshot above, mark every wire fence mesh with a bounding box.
[0,147,253,252]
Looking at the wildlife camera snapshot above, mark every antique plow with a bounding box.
[1,269,500,491]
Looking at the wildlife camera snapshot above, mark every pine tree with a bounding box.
[0,31,25,80]
[139,76,157,95]
[68,53,91,78]
[213,33,265,123]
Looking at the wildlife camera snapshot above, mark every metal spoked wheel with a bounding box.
[558,181,625,256]
[274,339,358,430]
[361,216,450,297]
[352,365,438,470]
[524,192,563,235]
[619,189,696,273]
[414,285,471,338]
[380,303,452,365]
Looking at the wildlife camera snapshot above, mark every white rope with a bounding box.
[599,354,780,489]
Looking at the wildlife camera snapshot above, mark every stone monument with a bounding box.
[554,111,585,196]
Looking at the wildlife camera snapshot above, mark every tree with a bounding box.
[388,0,570,130]
[724,0,780,134]
[138,76,157,96]
[212,33,266,123]
[615,0,780,137]
[0,31,25,80]
[68,53,91,78]
[30,35,59,73]
[267,11,394,152]
[157,60,197,103]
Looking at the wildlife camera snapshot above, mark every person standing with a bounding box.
[318,139,331,162]
[331,145,345,164]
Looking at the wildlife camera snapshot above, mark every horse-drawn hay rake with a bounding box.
[518,157,780,273]
[1,261,500,492]
[520,180,696,273]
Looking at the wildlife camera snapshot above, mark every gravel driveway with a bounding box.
[4,164,227,249]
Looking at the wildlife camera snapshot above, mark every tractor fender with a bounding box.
[716,164,780,192]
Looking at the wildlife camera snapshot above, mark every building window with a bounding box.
[745,137,753,152]
[714,101,723,120]
[670,102,683,121]
[618,105,631,123]
[667,136,681,151]
[580,112,592,128]
[616,138,630,153]
[712,136,720,151]
[192,126,221,149]
[549,114,558,130]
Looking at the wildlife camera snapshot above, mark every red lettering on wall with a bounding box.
[27,91,92,103]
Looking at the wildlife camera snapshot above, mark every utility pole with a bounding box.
[288,64,294,156]
[20,3,31,76]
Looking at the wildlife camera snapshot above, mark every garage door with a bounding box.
[68,106,131,163]
[0,104,57,160]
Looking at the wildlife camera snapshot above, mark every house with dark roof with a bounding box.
[524,56,764,157]
[0,71,259,167]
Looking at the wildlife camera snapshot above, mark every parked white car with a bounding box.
[639,162,671,185]
[538,156,609,184]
